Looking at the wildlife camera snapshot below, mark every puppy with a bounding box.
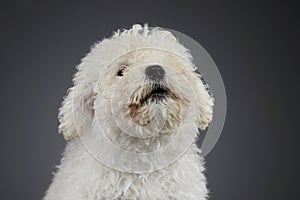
[44,24,214,200]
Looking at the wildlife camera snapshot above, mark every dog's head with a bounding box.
[58,25,213,152]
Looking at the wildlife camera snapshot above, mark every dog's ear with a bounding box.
[194,69,214,130]
[58,68,95,140]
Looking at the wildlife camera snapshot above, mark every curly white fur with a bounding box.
[44,24,214,200]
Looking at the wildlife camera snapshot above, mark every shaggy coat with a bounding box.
[44,24,214,200]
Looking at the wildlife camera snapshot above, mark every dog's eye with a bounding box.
[117,67,125,77]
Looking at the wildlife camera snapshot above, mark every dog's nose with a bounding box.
[145,65,165,81]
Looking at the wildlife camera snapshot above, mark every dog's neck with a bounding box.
[77,117,197,173]
[107,125,178,153]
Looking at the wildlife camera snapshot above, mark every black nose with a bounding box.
[145,65,165,81]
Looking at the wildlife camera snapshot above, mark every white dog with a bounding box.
[44,24,214,200]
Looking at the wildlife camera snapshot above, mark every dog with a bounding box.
[44,24,214,200]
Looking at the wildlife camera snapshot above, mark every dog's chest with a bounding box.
[50,143,207,200]
[80,155,206,200]
[93,170,177,200]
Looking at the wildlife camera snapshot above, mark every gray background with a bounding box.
[0,0,298,199]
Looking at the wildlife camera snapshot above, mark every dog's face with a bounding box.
[58,25,213,155]
[96,49,198,140]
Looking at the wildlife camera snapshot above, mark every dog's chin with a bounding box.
[128,83,181,130]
